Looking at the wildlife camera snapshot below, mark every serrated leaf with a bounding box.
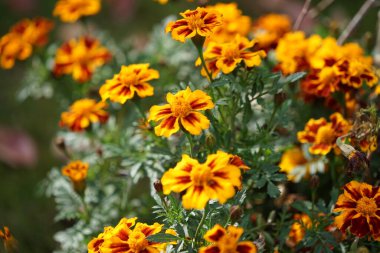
[147,233,181,243]
[280,72,306,84]
[267,182,280,198]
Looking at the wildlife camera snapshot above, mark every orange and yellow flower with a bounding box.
[199,224,257,253]
[287,214,312,247]
[161,151,242,209]
[0,17,53,69]
[165,7,222,43]
[0,227,17,253]
[10,17,54,46]
[197,35,266,78]
[297,113,351,155]
[206,3,251,43]
[61,160,89,182]
[252,14,291,51]
[275,32,378,97]
[279,146,325,182]
[53,0,101,23]
[99,64,159,104]
[334,181,380,240]
[148,87,214,137]
[88,217,176,253]
[359,136,378,153]
[275,32,322,75]
[60,98,109,132]
[53,36,111,83]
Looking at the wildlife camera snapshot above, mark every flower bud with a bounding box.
[205,132,216,150]
[357,246,370,253]
[274,92,287,107]
[230,205,243,222]
[55,137,66,153]
[310,175,320,189]
[154,179,163,194]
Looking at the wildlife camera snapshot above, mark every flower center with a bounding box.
[219,235,238,252]
[315,124,335,144]
[191,165,213,186]
[171,98,192,118]
[187,16,205,31]
[223,45,240,60]
[127,231,148,251]
[356,197,377,216]
[120,75,138,87]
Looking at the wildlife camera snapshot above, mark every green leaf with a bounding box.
[267,182,280,198]
[280,72,306,84]
[147,233,181,243]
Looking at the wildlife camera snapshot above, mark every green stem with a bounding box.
[132,100,147,121]
[184,131,194,157]
[196,46,213,82]
[193,210,207,245]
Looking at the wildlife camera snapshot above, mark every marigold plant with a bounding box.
[4,1,380,253]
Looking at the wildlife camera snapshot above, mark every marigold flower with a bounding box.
[53,0,101,23]
[165,7,222,43]
[287,214,312,247]
[0,33,32,69]
[0,17,53,69]
[334,181,380,240]
[53,36,111,83]
[161,151,242,209]
[275,32,322,75]
[297,113,351,155]
[10,17,54,46]
[335,59,378,89]
[148,87,214,137]
[252,14,291,51]
[301,67,340,97]
[88,217,176,253]
[197,35,266,78]
[279,146,325,182]
[60,98,109,132]
[199,224,257,253]
[99,64,159,104]
[206,3,251,43]
[0,227,18,253]
[61,160,89,182]
[359,136,378,153]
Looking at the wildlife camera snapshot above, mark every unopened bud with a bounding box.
[310,175,320,189]
[357,246,370,253]
[274,92,287,106]
[205,132,216,150]
[230,205,243,222]
[96,147,103,157]
[154,179,163,194]
[55,137,66,153]
[250,213,257,224]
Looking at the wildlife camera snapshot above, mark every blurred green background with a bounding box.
[0,0,378,252]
